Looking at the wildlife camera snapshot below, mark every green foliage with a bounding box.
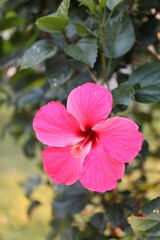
[106,0,124,10]
[129,63,160,103]
[21,40,57,69]
[36,16,70,33]
[53,183,90,219]
[64,37,98,67]
[104,14,135,58]
[99,0,107,9]
[56,0,70,17]
[77,0,95,12]
[36,0,70,33]
[0,16,24,31]
[73,23,95,37]
[112,83,135,105]
[128,198,160,239]
[1,0,160,239]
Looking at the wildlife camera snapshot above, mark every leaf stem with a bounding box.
[99,11,109,88]
[62,30,70,44]
[127,0,135,14]
[107,58,112,78]
[83,63,98,83]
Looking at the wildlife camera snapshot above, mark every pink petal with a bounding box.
[67,83,113,130]
[94,117,144,163]
[33,102,84,147]
[79,145,125,192]
[42,143,91,185]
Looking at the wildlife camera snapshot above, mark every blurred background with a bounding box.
[0,0,160,239]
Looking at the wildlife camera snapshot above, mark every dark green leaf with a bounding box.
[73,22,95,37]
[129,63,160,103]
[27,200,41,217]
[104,14,135,58]
[36,16,69,33]
[22,174,41,198]
[139,140,149,161]
[136,17,158,48]
[46,54,73,87]
[142,197,160,215]
[107,198,135,227]
[90,213,107,233]
[56,0,70,17]
[21,40,57,69]
[23,137,36,158]
[112,83,135,105]
[64,36,97,67]
[53,183,89,219]
[49,220,80,240]
[16,88,44,108]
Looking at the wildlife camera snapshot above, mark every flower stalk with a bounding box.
[99,10,109,88]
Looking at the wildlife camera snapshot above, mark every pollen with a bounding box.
[70,145,84,158]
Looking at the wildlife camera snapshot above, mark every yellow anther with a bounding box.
[70,145,84,158]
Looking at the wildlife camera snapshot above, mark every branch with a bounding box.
[127,0,136,14]
[83,64,98,83]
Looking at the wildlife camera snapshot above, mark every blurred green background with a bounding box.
[0,106,52,240]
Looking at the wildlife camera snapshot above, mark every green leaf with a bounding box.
[36,0,70,33]
[23,137,37,158]
[128,213,160,239]
[23,175,41,198]
[139,140,149,161]
[104,14,135,58]
[16,88,44,108]
[46,54,73,87]
[128,197,160,239]
[112,83,135,105]
[90,213,107,232]
[142,197,160,215]
[99,0,107,9]
[27,200,41,217]
[56,0,70,17]
[77,0,95,12]
[107,198,136,227]
[21,40,57,69]
[36,16,69,33]
[53,183,89,219]
[0,17,24,31]
[106,0,124,10]
[64,36,97,68]
[129,63,160,103]
[73,22,95,37]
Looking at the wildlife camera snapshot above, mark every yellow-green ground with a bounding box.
[0,106,53,240]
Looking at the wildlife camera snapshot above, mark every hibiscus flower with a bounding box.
[33,82,143,192]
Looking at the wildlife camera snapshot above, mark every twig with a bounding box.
[127,0,136,14]
[83,64,98,83]
[99,14,109,89]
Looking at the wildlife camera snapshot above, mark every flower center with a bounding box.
[84,128,96,141]
[70,145,84,158]
[83,128,97,147]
